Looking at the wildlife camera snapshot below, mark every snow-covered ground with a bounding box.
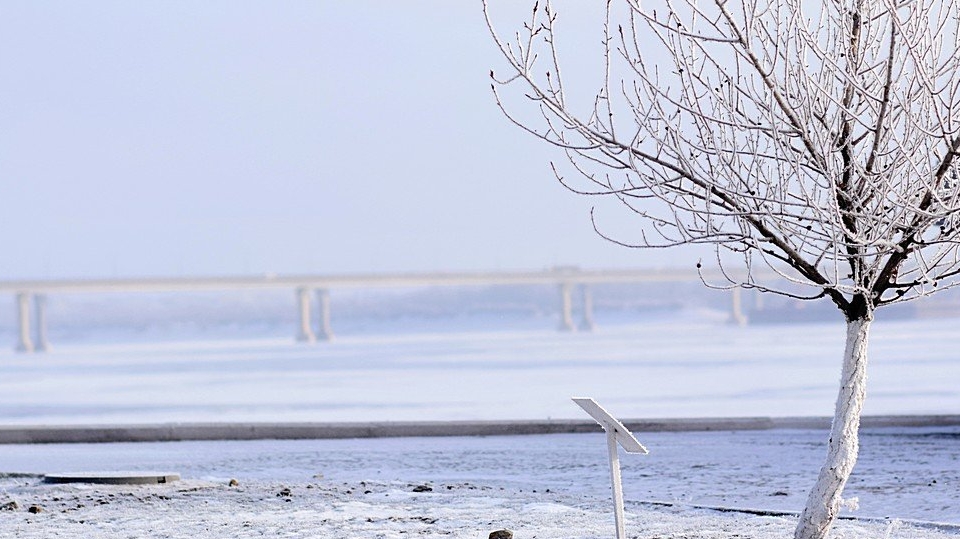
[0,313,957,424]
[1,429,959,538]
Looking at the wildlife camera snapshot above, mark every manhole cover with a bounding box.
[43,472,180,485]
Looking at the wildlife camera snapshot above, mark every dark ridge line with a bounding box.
[1,415,959,445]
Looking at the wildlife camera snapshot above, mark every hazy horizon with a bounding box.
[0,2,707,280]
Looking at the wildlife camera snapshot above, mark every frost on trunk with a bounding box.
[795,314,872,539]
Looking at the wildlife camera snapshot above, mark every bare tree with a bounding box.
[484,0,960,537]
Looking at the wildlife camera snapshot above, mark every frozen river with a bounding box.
[1,314,958,425]
[1,314,959,537]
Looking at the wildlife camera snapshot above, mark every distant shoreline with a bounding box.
[3,415,959,444]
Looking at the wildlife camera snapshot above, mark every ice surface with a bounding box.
[0,316,957,424]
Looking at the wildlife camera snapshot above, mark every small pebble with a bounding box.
[489,529,513,539]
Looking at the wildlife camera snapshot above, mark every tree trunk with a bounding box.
[794,314,872,539]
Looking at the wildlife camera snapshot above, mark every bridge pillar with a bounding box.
[315,288,334,341]
[558,282,575,332]
[15,292,34,353]
[729,287,747,326]
[296,286,316,342]
[579,284,595,331]
[33,294,49,352]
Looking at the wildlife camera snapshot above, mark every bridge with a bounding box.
[0,267,753,352]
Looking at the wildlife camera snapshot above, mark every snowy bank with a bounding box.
[1,429,958,535]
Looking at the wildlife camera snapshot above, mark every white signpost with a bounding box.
[572,397,648,539]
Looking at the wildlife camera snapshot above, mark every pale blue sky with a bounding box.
[0,1,696,279]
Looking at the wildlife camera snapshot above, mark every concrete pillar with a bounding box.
[579,284,595,331]
[33,294,49,352]
[296,286,316,343]
[315,288,334,341]
[15,292,34,353]
[558,282,575,332]
[729,287,747,326]
[753,289,765,311]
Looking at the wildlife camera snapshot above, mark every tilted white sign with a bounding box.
[572,397,647,539]
[572,397,648,454]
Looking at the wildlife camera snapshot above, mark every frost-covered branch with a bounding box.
[483,0,960,317]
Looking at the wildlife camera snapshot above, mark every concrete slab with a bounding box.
[43,472,180,485]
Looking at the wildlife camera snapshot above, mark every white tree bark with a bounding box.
[794,314,872,539]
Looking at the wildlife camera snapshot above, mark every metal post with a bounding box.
[607,430,628,539]
[315,288,334,341]
[579,284,595,331]
[34,294,49,352]
[558,282,575,332]
[15,292,34,353]
[296,286,316,342]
